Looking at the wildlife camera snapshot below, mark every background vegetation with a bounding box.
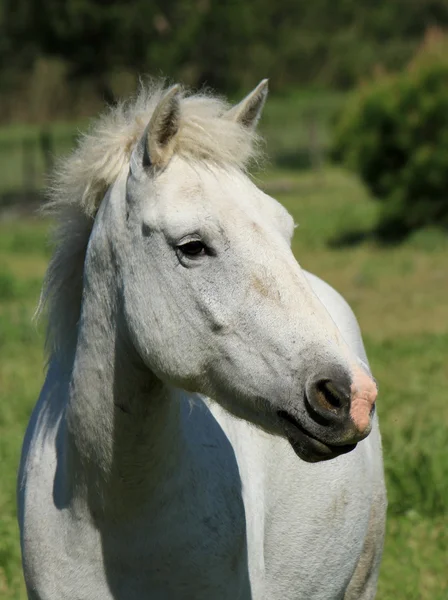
[333,29,448,238]
[0,1,447,598]
[2,0,448,121]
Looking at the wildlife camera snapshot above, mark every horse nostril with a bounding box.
[316,380,345,411]
[306,376,351,424]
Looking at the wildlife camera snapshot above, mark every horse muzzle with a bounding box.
[277,365,377,462]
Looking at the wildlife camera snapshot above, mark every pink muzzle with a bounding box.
[350,367,378,434]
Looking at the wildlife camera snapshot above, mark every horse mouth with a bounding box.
[277,411,357,463]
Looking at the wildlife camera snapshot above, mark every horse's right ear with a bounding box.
[130,85,181,177]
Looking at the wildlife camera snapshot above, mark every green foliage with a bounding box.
[3,0,448,118]
[333,31,448,236]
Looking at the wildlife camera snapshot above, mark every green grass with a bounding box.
[0,216,47,598]
[0,167,447,598]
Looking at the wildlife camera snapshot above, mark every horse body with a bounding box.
[18,81,386,599]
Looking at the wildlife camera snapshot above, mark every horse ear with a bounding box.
[224,79,268,130]
[147,84,181,166]
[130,84,181,177]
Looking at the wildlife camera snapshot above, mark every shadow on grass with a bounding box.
[273,149,314,170]
[328,221,413,248]
[270,147,330,171]
[0,190,43,219]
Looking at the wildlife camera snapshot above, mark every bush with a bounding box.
[332,29,448,237]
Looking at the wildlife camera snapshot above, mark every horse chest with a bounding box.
[22,439,251,600]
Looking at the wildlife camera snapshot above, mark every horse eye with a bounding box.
[178,240,206,257]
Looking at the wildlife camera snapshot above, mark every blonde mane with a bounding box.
[40,81,262,360]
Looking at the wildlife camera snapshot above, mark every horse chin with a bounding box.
[277,411,357,463]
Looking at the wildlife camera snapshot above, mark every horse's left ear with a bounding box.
[130,84,181,177]
[224,79,268,130]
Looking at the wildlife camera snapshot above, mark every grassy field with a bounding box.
[0,166,447,598]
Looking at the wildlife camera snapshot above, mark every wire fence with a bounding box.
[0,111,331,215]
[0,129,77,212]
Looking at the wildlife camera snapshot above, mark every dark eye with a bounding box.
[178,240,207,257]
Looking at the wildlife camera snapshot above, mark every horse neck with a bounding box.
[64,247,186,519]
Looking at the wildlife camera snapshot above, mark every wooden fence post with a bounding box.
[40,129,54,178]
[22,138,36,192]
[308,108,323,173]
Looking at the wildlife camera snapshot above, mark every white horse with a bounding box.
[18,80,386,599]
